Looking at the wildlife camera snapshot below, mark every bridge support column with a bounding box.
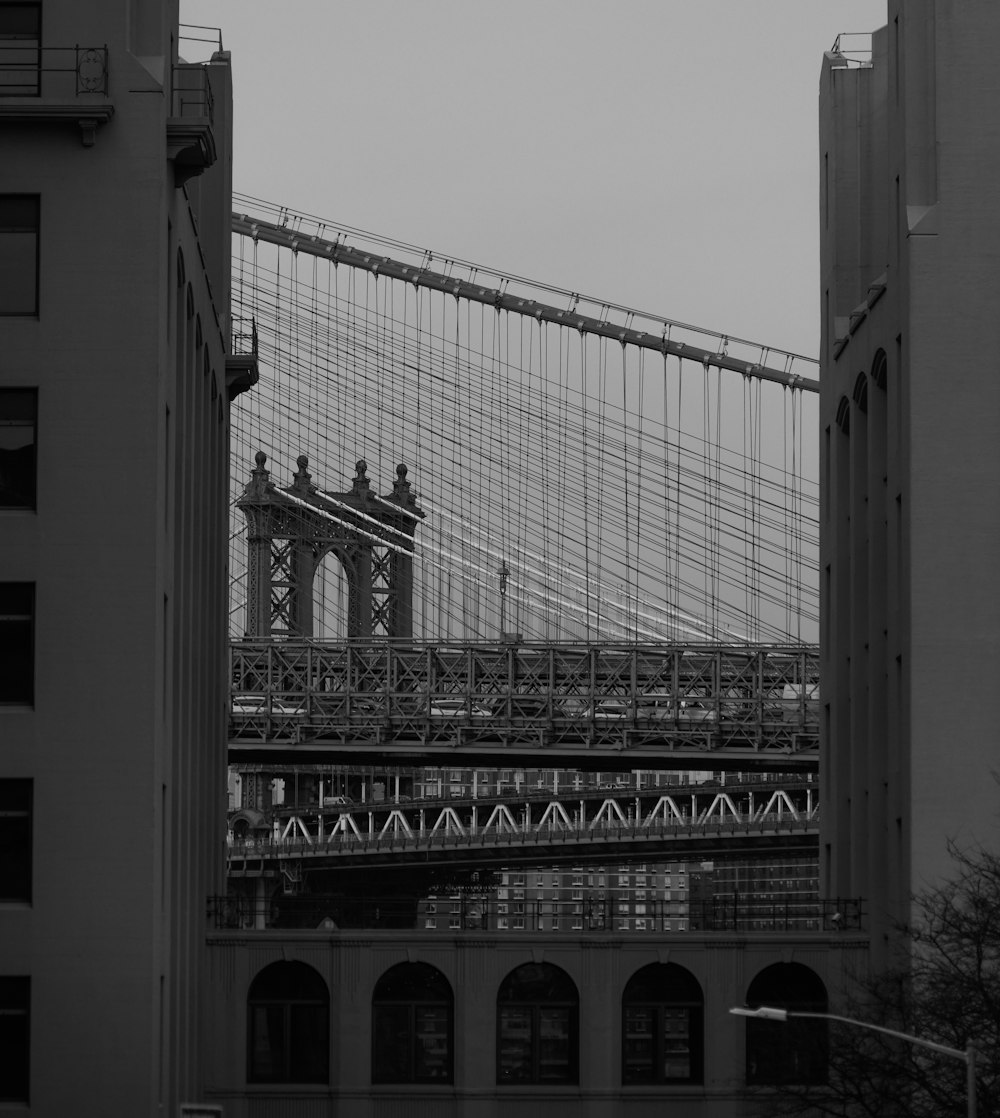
[253,877,269,930]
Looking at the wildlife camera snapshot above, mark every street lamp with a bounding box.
[729,1005,978,1118]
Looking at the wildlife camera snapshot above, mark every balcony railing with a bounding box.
[171,62,214,124]
[226,317,259,400]
[0,44,109,98]
[208,892,864,935]
[231,316,258,361]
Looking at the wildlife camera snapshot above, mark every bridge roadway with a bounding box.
[227,777,819,873]
[229,640,820,768]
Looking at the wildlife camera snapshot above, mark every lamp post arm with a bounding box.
[787,1011,969,1064]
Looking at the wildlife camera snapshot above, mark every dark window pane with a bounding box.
[372,1004,411,1082]
[622,964,703,1085]
[248,1005,285,1082]
[413,1006,450,1081]
[498,1006,533,1082]
[537,1007,572,1081]
[0,976,29,1102]
[0,583,33,705]
[0,197,39,314]
[0,780,31,902]
[0,3,40,96]
[288,1003,328,1083]
[497,964,579,1086]
[623,1007,655,1083]
[246,961,329,1085]
[662,1007,692,1080]
[0,389,37,509]
[372,963,453,1085]
[745,963,828,1086]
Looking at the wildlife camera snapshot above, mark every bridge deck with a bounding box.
[229,779,819,870]
[229,640,820,768]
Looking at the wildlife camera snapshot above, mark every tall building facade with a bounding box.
[0,2,246,1112]
[819,1,1000,958]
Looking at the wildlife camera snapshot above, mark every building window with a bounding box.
[497,963,578,1084]
[0,780,31,902]
[0,976,29,1102]
[372,962,453,1084]
[622,963,703,1085]
[0,583,33,705]
[0,389,36,509]
[247,961,329,1084]
[0,197,39,315]
[744,963,828,1085]
[0,4,40,96]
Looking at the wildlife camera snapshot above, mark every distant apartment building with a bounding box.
[421,862,695,933]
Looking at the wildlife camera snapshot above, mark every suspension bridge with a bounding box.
[227,195,820,768]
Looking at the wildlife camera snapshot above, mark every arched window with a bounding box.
[744,962,828,1086]
[836,395,851,434]
[622,962,703,1084]
[497,962,578,1084]
[372,962,453,1084]
[871,348,888,390]
[247,960,329,1084]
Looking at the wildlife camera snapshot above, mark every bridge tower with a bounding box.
[237,452,425,639]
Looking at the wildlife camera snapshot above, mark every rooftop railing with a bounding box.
[829,33,874,67]
[179,23,223,62]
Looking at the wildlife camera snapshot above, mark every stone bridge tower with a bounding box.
[237,452,424,640]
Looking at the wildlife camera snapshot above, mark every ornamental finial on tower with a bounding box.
[392,462,414,506]
[243,449,271,497]
[352,459,371,497]
[293,454,313,493]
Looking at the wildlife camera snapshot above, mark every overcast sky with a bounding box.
[180,1,886,362]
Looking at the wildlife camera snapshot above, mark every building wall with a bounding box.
[0,2,236,1112]
[203,930,866,1118]
[819,0,1000,958]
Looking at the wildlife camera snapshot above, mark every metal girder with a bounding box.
[232,213,819,393]
[228,639,820,769]
[227,780,819,871]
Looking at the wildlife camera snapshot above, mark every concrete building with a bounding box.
[202,927,861,1117]
[818,0,1000,961]
[0,2,249,1113]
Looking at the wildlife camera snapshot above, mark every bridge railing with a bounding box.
[229,640,820,752]
[207,892,862,934]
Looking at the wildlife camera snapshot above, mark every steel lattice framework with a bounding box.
[229,640,819,767]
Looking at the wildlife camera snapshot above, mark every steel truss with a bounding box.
[229,639,819,767]
[228,785,818,873]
